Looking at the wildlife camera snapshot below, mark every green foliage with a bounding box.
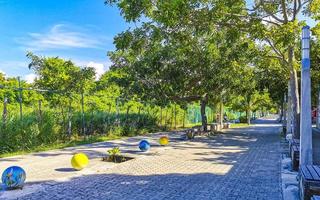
[0,109,159,155]
[6,0,317,154]
[106,0,261,130]
[0,111,61,154]
[72,112,158,136]
[238,116,248,123]
[107,147,121,156]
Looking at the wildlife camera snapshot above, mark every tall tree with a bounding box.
[106,0,257,130]
[244,0,314,138]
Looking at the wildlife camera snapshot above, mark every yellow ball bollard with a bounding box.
[159,136,169,146]
[71,153,89,170]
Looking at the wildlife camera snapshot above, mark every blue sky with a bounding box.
[0,0,317,82]
[0,0,130,81]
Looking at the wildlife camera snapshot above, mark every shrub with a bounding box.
[0,110,159,155]
[239,116,248,123]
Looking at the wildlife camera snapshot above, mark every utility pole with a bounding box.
[300,25,312,166]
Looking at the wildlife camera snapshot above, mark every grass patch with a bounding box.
[230,123,250,128]
[0,135,122,158]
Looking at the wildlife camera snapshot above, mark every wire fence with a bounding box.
[0,77,220,149]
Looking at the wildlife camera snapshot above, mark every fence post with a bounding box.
[81,91,86,136]
[116,98,120,126]
[160,107,162,126]
[67,100,72,137]
[2,97,7,127]
[171,106,174,128]
[38,100,42,122]
[183,109,185,128]
[17,76,23,120]
[174,104,177,129]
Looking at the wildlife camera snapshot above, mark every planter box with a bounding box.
[102,155,134,163]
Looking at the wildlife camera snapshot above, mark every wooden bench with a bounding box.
[210,123,218,131]
[289,138,300,155]
[193,125,214,136]
[192,125,202,136]
[223,122,231,129]
[300,165,320,200]
[186,128,194,139]
[291,143,300,171]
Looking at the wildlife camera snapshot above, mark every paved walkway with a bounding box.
[0,119,282,200]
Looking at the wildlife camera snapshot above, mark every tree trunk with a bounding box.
[289,46,300,139]
[246,109,251,125]
[246,95,252,125]
[280,103,284,122]
[200,96,208,131]
[219,101,224,130]
[283,93,287,127]
[287,82,293,134]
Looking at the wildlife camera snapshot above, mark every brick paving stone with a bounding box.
[0,120,282,200]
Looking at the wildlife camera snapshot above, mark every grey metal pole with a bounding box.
[300,25,313,166]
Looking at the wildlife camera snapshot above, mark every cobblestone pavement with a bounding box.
[1,120,282,200]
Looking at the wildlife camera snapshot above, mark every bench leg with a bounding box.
[291,150,299,171]
[292,159,299,171]
[300,178,311,200]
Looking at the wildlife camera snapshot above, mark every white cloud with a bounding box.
[0,70,6,76]
[72,59,112,80]
[87,62,106,80]
[24,73,37,84]
[16,24,107,51]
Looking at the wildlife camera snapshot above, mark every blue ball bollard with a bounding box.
[2,166,26,190]
[139,140,150,152]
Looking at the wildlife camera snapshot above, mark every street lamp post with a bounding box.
[300,25,313,166]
